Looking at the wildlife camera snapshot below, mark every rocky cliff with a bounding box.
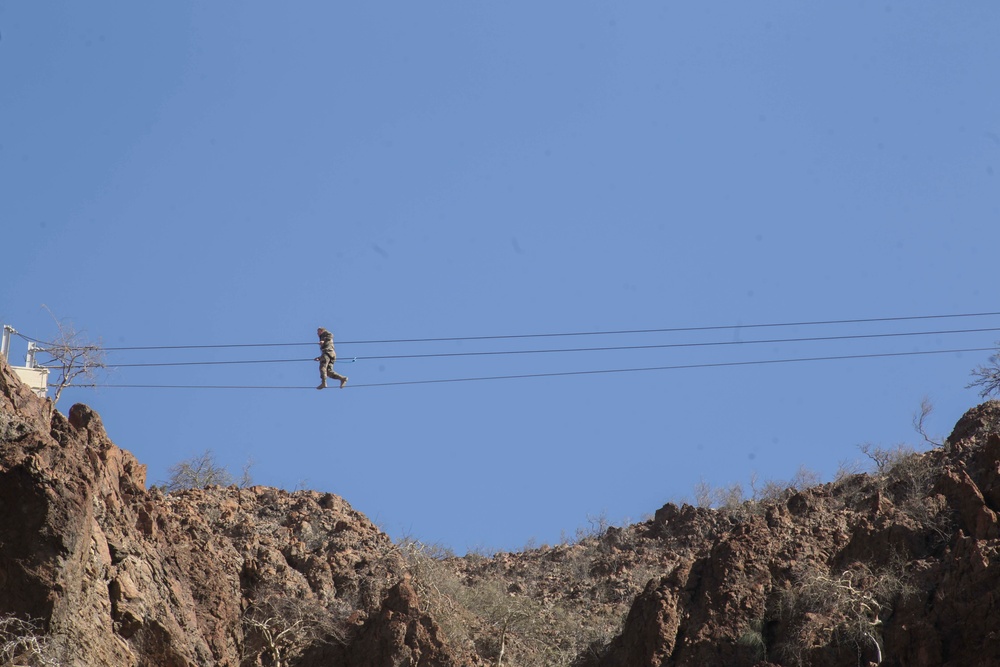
[0,355,460,666]
[591,399,1000,667]
[3,352,1000,666]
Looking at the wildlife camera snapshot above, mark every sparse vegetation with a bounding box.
[858,441,914,475]
[692,478,747,511]
[0,616,60,667]
[574,511,614,542]
[736,617,767,662]
[968,347,1000,398]
[789,465,821,490]
[693,478,714,508]
[775,562,911,667]
[163,450,253,491]
[464,579,539,667]
[857,441,934,499]
[854,440,948,534]
[242,592,348,667]
[396,537,472,648]
[749,471,791,504]
[397,534,628,667]
[690,466,823,518]
[833,458,863,482]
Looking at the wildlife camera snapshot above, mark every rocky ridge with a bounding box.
[0,355,459,666]
[3,352,1000,666]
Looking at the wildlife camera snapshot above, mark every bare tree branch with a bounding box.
[968,348,1000,399]
[36,306,105,405]
[0,616,60,667]
[912,397,944,447]
[163,450,254,492]
[242,593,348,667]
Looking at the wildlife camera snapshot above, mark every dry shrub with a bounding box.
[858,442,916,476]
[398,538,623,667]
[242,592,349,666]
[397,538,477,653]
[856,442,948,533]
[163,450,252,491]
[736,617,767,662]
[968,350,1000,399]
[790,465,821,490]
[0,616,60,667]
[775,562,910,666]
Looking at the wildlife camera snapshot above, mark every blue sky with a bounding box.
[2,2,998,552]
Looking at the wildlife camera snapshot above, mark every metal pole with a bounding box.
[1,325,12,359]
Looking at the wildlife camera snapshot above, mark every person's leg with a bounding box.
[327,361,348,388]
[317,358,329,389]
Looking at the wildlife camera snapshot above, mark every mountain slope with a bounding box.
[3,353,1000,666]
[0,355,461,666]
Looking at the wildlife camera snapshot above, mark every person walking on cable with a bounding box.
[315,327,348,389]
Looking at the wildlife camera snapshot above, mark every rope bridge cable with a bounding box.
[335,310,1000,345]
[64,326,1000,368]
[11,330,311,351]
[45,358,315,369]
[340,326,1000,362]
[40,357,356,370]
[70,346,997,390]
[14,309,1000,352]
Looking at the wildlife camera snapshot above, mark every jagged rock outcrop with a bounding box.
[0,355,463,666]
[324,580,462,667]
[592,401,1000,667]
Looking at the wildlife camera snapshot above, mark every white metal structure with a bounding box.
[1,325,50,398]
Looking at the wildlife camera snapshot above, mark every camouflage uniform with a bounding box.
[316,328,347,389]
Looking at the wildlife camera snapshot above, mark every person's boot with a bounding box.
[339,377,348,389]
[317,381,327,390]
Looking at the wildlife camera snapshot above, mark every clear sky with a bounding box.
[2,2,998,553]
